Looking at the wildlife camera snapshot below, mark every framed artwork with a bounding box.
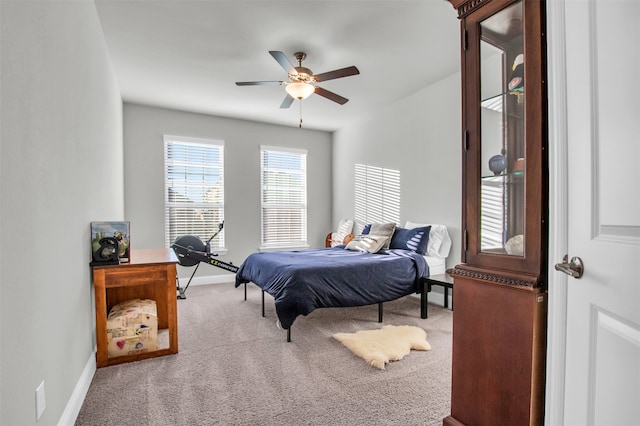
[90,221,130,264]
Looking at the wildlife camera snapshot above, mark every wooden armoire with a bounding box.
[444,0,549,424]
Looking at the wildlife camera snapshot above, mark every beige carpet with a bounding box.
[76,283,452,426]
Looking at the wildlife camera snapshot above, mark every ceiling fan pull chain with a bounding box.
[299,100,303,128]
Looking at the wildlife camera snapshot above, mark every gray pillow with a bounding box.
[368,222,396,249]
[345,234,389,253]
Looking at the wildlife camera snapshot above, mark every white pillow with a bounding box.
[331,219,354,247]
[345,234,389,253]
[405,221,452,259]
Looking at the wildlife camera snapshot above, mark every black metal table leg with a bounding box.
[421,279,428,319]
[424,274,454,312]
[444,286,449,308]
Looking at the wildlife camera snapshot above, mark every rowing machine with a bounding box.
[171,222,239,299]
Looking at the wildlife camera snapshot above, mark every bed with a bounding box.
[234,222,451,341]
[424,255,446,275]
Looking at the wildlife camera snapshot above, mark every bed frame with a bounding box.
[240,278,430,342]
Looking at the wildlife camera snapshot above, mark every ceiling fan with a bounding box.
[235,51,360,109]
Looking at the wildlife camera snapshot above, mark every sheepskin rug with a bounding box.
[333,325,431,370]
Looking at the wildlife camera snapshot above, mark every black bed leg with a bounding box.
[244,282,247,301]
[421,280,428,319]
[287,328,291,342]
[378,303,383,323]
[261,290,265,317]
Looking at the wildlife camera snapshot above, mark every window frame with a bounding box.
[354,163,401,229]
[163,135,226,253]
[260,145,308,250]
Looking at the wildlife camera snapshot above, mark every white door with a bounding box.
[547,0,640,425]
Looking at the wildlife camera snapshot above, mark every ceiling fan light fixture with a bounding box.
[285,82,315,100]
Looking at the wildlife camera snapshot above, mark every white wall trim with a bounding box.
[545,0,569,425]
[409,290,452,310]
[185,277,454,308]
[57,352,96,426]
[55,283,447,426]
[59,277,233,425]
[177,274,235,287]
[260,144,307,155]
[427,292,452,310]
[163,134,225,147]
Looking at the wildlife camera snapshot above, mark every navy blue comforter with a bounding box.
[234,246,429,329]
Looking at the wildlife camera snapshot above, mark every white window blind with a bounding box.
[164,136,225,249]
[480,177,506,249]
[261,146,307,248]
[354,163,401,226]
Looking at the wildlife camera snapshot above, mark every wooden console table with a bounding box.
[92,248,179,367]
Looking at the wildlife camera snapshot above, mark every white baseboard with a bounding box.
[177,274,235,288]
[58,278,447,426]
[180,277,453,308]
[180,277,454,312]
[410,289,452,309]
[57,351,96,426]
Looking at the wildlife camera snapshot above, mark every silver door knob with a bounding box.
[555,255,584,279]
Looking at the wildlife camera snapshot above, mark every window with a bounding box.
[260,146,307,248]
[164,135,225,250]
[480,179,506,250]
[354,163,400,226]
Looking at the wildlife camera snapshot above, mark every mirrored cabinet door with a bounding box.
[459,0,547,276]
[479,0,525,257]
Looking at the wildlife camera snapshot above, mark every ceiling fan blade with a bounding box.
[313,66,360,82]
[280,95,294,109]
[314,86,349,105]
[269,51,297,75]
[236,81,285,86]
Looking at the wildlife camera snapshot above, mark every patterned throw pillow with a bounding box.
[405,221,452,259]
[345,234,389,253]
[389,226,432,255]
[366,223,396,249]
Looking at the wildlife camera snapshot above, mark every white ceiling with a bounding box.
[95,0,461,132]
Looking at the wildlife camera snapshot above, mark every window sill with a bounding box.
[170,247,228,256]
[259,245,309,252]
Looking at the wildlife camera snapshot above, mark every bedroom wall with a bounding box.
[0,2,124,425]
[123,103,332,283]
[332,72,462,270]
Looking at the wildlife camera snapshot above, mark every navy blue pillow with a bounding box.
[361,224,371,234]
[389,226,432,255]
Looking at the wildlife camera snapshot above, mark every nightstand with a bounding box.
[425,273,454,310]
